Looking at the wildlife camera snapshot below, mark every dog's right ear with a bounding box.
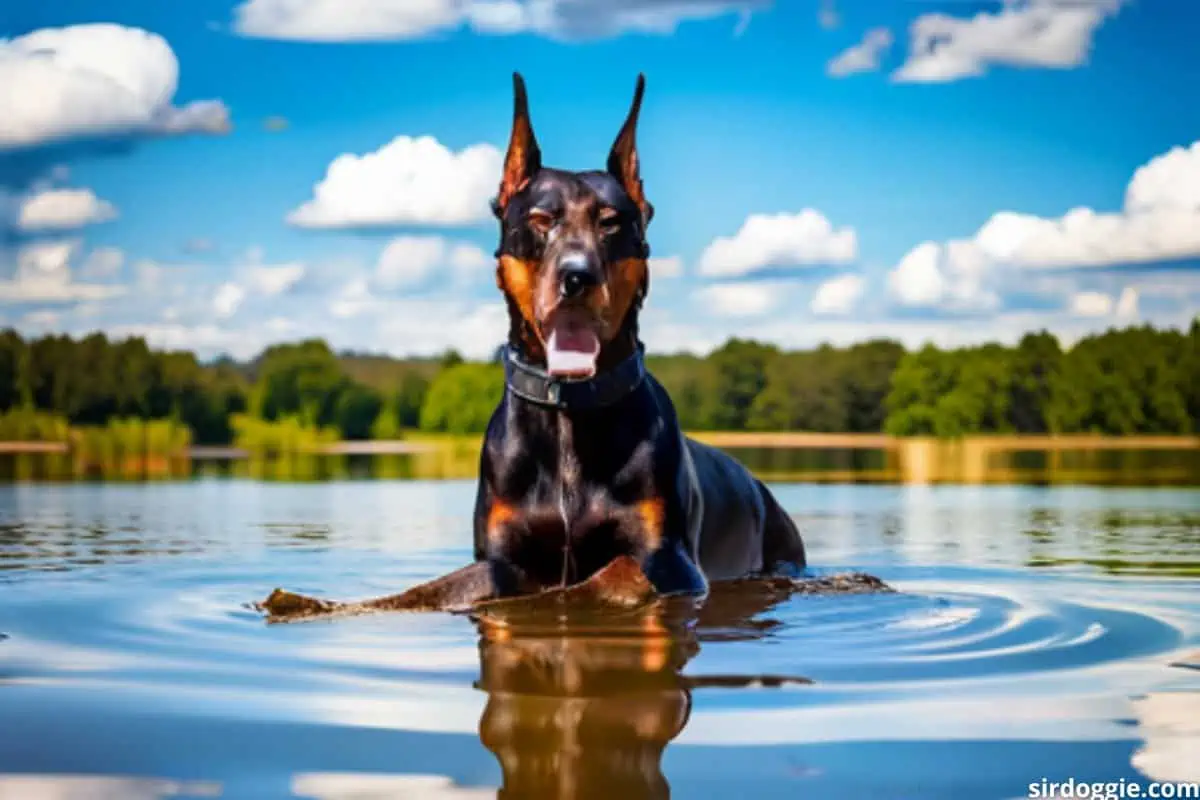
[493,72,542,217]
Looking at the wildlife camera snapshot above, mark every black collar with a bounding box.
[503,342,647,411]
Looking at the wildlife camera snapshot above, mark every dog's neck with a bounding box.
[503,332,646,412]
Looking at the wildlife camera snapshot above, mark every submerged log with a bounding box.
[256,561,498,621]
[255,557,893,624]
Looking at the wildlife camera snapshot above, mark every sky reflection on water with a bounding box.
[0,480,1197,799]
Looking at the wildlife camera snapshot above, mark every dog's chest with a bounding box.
[493,414,664,569]
[542,414,647,523]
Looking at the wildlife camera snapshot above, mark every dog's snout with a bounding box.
[558,253,599,300]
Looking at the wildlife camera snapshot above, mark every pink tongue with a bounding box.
[546,324,600,378]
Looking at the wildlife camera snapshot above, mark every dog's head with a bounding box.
[492,73,653,379]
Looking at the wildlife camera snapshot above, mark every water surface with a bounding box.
[0,480,1198,799]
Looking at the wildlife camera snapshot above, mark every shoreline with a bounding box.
[0,433,1195,458]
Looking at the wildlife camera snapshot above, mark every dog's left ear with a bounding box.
[607,74,654,228]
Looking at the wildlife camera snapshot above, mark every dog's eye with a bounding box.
[598,207,620,237]
[528,208,557,237]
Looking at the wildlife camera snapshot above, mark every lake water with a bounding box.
[1,477,1198,799]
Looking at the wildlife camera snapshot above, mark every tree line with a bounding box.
[0,320,1195,444]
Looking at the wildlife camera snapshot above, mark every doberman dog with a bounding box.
[474,73,806,598]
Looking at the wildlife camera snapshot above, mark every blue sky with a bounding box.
[1,0,1198,359]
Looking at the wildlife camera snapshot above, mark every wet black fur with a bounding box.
[472,74,806,596]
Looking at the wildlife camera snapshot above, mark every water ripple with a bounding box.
[1,482,1198,799]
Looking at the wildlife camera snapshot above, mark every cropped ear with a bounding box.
[495,72,542,215]
[607,74,653,227]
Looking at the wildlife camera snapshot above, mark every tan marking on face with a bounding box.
[497,255,539,332]
[533,260,562,332]
[606,257,648,333]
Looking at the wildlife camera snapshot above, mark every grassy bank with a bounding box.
[1,411,1196,485]
[0,410,192,480]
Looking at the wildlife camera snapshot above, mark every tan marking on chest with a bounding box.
[635,497,665,550]
[486,501,517,540]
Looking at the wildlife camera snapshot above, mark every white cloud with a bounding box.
[194,250,311,321]
[234,0,759,41]
[0,24,231,149]
[266,316,297,334]
[889,242,944,307]
[86,296,506,360]
[134,259,169,291]
[22,310,60,326]
[1115,286,1139,321]
[73,302,102,319]
[374,235,491,289]
[964,204,1200,270]
[14,240,76,275]
[893,0,1124,83]
[449,242,490,272]
[694,281,784,317]
[649,255,684,278]
[1068,286,1141,320]
[1126,139,1200,212]
[17,188,116,231]
[288,136,501,228]
[213,282,246,319]
[246,263,306,296]
[376,236,448,289]
[0,240,125,304]
[80,246,125,278]
[1069,290,1113,317]
[375,299,507,359]
[106,322,261,360]
[327,237,492,319]
[888,138,1200,310]
[888,238,1000,311]
[827,28,892,77]
[330,277,379,320]
[697,210,857,277]
[811,273,865,315]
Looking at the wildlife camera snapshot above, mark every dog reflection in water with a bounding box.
[472,583,810,799]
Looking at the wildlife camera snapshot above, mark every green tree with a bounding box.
[394,372,430,428]
[1008,331,1062,433]
[1182,317,1200,430]
[884,345,956,436]
[370,397,402,440]
[334,383,383,440]
[419,363,504,434]
[251,340,347,427]
[931,347,1015,437]
[749,348,846,432]
[647,353,708,430]
[842,340,906,432]
[0,331,31,409]
[1046,327,1190,435]
[750,340,905,432]
[697,339,777,430]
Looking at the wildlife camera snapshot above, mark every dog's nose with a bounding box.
[559,254,598,300]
